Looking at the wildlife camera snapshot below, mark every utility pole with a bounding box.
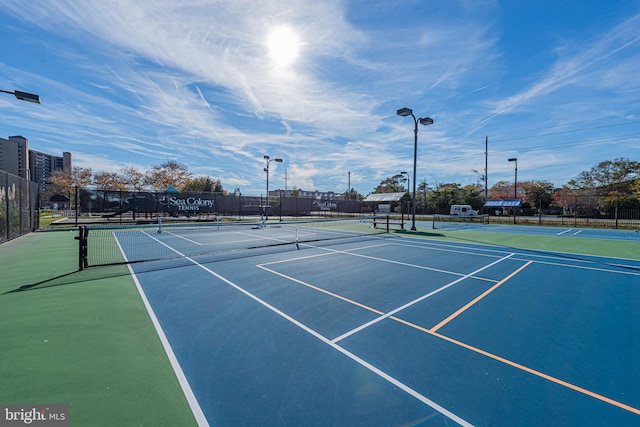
[485,136,488,198]
[284,169,288,192]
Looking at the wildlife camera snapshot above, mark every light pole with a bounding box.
[392,171,410,222]
[471,169,485,189]
[263,155,283,219]
[399,171,409,219]
[508,157,518,224]
[399,171,410,194]
[397,107,433,231]
[1,89,40,103]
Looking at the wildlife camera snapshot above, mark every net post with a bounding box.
[76,226,88,271]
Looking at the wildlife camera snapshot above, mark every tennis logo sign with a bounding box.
[1,405,69,426]
[159,196,215,212]
[313,200,337,211]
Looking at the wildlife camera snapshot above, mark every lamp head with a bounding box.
[419,117,434,126]
[275,158,283,163]
[264,155,270,160]
[396,107,412,117]
[508,158,517,162]
[14,91,40,103]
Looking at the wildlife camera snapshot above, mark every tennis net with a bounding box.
[77,217,387,269]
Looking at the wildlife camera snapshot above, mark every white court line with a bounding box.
[151,230,291,247]
[557,229,573,235]
[390,236,640,266]
[114,234,209,427]
[331,253,515,344]
[259,242,394,267]
[301,241,503,281]
[163,230,203,245]
[573,229,583,235]
[143,233,474,427]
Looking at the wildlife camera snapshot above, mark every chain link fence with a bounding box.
[43,187,364,225]
[0,170,40,243]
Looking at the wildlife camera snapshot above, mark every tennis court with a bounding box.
[90,219,640,426]
[432,218,640,241]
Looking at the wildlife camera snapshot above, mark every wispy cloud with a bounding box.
[488,13,640,119]
[1,1,639,193]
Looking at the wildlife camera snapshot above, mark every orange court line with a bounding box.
[259,260,640,415]
[390,316,640,416]
[430,260,533,333]
[259,259,640,416]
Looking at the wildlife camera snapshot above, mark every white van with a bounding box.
[450,204,479,217]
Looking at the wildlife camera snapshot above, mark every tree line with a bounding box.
[371,158,640,214]
[45,160,225,195]
[43,157,639,214]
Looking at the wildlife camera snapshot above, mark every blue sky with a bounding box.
[1,0,639,196]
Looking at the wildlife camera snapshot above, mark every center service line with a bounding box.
[331,253,515,344]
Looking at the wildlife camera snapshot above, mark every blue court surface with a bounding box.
[117,226,640,426]
[431,219,640,241]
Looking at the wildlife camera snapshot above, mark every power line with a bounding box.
[467,115,640,139]
[488,121,640,144]
[433,132,640,164]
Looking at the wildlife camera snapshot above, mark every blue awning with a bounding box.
[162,185,180,194]
[484,199,522,208]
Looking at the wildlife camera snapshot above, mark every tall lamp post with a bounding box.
[392,171,410,222]
[471,169,485,189]
[399,171,410,194]
[399,171,409,220]
[264,155,283,219]
[508,157,518,224]
[1,89,40,103]
[397,108,433,231]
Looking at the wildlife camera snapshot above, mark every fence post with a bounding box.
[74,185,79,227]
[538,194,542,225]
[4,177,9,241]
[615,196,619,229]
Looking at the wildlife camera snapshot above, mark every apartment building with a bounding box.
[0,135,72,184]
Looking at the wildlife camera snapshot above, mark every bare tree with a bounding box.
[93,171,127,190]
[119,166,146,191]
[145,160,192,192]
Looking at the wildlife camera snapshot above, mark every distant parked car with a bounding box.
[450,204,478,217]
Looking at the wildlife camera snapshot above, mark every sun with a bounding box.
[266,25,300,67]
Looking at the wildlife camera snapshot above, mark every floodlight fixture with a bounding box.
[396,107,412,117]
[1,89,41,104]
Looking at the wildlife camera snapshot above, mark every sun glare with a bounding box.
[266,25,300,67]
